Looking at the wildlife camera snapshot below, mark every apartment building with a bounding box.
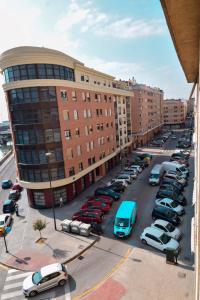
[187,97,195,116]
[163,99,187,127]
[130,82,164,147]
[0,46,133,208]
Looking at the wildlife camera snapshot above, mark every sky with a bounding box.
[0,0,192,121]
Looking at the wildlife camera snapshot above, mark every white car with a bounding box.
[130,165,142,173]
[151,219,181,240]
[117,174,132,184]
[0,214,12,234]
[140,227,180,252]
[155,198,185,216]
[23,263,68,297]
[122,170,137,179]
[111,178,128,187]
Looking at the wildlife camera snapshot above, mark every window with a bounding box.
[83,110,87,118]
[87,109,92,118]
[86,142,90,152]
[75,128,80,137]
[74,110,78,120]
[63,110,69,121]
[86,92,90,101]
[69,167,75,176]
[61,90,67,101]
[90,141,94,150]
[82,92,86,101]
[66,148,73,159]
[72,91,77,101]
[77,145,81,156]
[81,75,84,81]
[79,162,83,171]
[109,108,112,116]
[89,125,93,133]
[85,75,89,82]
[33,191,45,206]
[96,124,100,131]
[54,188,67,205]
[65,130,71,140]
[45,129,54,143]
[85,126,89,136]
[105,109,108,116]
[96,109,99,116]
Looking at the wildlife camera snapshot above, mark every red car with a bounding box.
[12,183,23,192]
[72,211,103,224]
[82,202,110,213]
[87,195,113,206]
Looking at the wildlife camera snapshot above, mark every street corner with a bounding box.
[81,277,126,300]
[3,249,57,271]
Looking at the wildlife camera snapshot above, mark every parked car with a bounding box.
[170,157,189,167]
[1,180,12,189]
[151,219,181,240]
[150,140,163,147]
[140,227,180,253]
[171,135,177,139]
[166,169,188,180]
[152,206,181,226]
[171,152,189,160]
[3,200,15,213]
[12,183,23,192]
[161,177,184,191]
[155,198,185,216]
[137,153,153,161]
[111,178,128,187]
[122,169,137,179]
[130,165,142,173]
[81,202,109,214]
[72,210,103,223]
[0,214,12,235]
[156,189,186,206]
[117,174,132,184]
[125,167,138,176]
[105,182,125,193]
[87,195,113,206]
[95,188,120,200]
[159,183,182,194]
[23,263,68,297]
[177,141,191,148]
[163,173,187,186]
[8,190,20,201]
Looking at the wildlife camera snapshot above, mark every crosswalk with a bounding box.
[0,268,71,300]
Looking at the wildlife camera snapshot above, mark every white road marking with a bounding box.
[4,281,23,290]
[6,272,33,281]
[7,269,19,274]
[64,281,71,300]
[1,289,23,299]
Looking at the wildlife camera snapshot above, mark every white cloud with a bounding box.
[55,0,165,39]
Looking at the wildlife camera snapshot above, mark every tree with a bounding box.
[33,219,46,239]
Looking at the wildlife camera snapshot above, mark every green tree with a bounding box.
[33,219,46,239]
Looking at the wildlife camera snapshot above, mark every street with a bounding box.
[0,130,195,300]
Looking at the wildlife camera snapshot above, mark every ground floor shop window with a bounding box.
[33,191,45,206]
[53,188,67,205]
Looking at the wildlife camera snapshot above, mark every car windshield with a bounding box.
[179,166,186,172]
[166,223,175,232]
[0,221,4,225]
[115,218,129,227]
[32,271,42,285]
[150,174,159,179]
[160,233,171,244]
[171,201,178,208]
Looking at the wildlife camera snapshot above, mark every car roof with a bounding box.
[154,205,171,213]
[158,198,173,203]
[143,227,163,238]
[116,200,137,218]
[153,219,169,227]
[2,180,10,183]
[9,190,17,194]
[0,214,10,221]
[41,263,62,277]
[3,199,12,205]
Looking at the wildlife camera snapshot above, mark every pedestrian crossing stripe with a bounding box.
[5,271,33,281]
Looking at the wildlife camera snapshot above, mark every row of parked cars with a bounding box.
[176,129,193,149]
[0,180,23,235]
[72,153,152,226]
[140,147,191,253]
[149,131,172,147]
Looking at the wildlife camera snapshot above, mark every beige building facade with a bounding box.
[163,99,187,126]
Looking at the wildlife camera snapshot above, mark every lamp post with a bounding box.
[46,152,57,231]
[3,232,8,253]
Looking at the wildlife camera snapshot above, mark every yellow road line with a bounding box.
[72,247,132,300]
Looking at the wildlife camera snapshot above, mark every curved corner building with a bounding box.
[0,46,133,208]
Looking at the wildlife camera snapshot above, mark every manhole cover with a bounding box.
[132,258,142,263]
[178,272,186,278]
[78,245,85,250]
[78,256,84,260]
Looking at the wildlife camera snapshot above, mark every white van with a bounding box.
[149,164,164,185]
[162,161,189,177]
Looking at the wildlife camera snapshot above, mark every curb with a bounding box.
[0,235,99,272]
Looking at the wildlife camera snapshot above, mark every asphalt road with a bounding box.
[0,130,194,299]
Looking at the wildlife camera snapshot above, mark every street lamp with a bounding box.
[3,232,8,253]
[46,152,57,231]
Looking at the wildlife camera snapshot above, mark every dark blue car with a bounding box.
[3,200,15,213]
[2,180,13,189]
[95,188,120,201]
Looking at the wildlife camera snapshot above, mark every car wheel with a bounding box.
[141,239,147,245]
[59,279,66,286]
[29,290,38,297]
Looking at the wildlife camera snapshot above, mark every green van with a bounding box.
[114,200,137,238]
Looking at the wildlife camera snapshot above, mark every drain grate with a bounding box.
[178,272,186,278]
[78,256,84,260]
